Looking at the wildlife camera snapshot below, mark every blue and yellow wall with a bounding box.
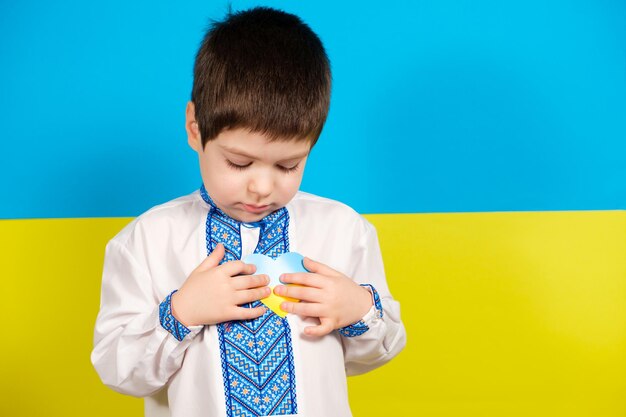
[1,1,625,415]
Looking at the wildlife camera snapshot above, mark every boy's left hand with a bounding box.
[274,257,373,337]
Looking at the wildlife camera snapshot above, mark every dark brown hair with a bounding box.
[191,7,332,148]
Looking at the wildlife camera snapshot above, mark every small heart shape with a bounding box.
[242,252,307,317]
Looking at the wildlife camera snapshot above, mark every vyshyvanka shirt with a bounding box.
[92,190,406,417]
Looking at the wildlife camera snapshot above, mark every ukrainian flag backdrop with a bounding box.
[1,1,625,416]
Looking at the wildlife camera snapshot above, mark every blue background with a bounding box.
[1,0,625,219]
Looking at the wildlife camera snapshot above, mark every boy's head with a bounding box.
[185,7,331,222]
[189,6,331,148]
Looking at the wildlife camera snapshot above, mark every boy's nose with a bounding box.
[247,174,273,199]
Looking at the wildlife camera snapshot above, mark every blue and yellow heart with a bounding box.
[242,252,308,318]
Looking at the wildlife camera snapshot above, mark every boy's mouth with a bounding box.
[242,203,271,214]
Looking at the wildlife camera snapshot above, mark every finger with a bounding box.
[303,257,340,277]
[274,284,322,302]
[280,300,324,317]
[303,321,334,337]
[220,259,256,277]
[197,243,225,272]
[280,272,324,288]
[232,306,268,321]
[231,274,270,290]
[236,286,271,304]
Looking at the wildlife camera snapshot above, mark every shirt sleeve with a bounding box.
[91,240,203,397]
[338,284,383,337]
[340,218,407,376]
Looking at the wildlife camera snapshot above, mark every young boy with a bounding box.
[92,6,406,417]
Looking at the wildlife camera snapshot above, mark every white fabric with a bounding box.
[91,190,406,417]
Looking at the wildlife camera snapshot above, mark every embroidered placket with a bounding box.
[201,186,298,417]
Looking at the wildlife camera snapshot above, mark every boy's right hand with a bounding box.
[170,243,270,327]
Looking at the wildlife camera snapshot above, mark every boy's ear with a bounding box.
[185,101,202,152]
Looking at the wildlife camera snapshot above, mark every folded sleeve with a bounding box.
[340,218,407,376]
[91,240,203,397]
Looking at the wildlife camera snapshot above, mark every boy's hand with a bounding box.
[274,257,373,337]
[171,244,270,327]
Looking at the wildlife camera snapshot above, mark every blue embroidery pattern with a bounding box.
[338,284,383,338]
[200,185,297,417]
[338,319,369,337]
[361,283,383,319]
[159,290,190,342]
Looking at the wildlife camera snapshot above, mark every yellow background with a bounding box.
[1,211,624,416]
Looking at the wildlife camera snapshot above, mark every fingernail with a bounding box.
[274,285,283,295]
[280,302,288,312]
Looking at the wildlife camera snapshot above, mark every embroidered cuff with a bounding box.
[338,284,383,337]
[159,290,191,341]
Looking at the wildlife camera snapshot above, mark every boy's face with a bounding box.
[186,102,311,223]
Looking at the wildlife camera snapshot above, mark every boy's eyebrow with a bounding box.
[220,145,309,161]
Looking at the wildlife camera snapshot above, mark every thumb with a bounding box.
[303,256,338,276]
[197,243,225,271]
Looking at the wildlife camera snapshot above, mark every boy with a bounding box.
[92,6,406,417]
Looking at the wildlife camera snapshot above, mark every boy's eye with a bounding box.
[226,160,251,170]
[226,159,300,173]
[277,163,300,173]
